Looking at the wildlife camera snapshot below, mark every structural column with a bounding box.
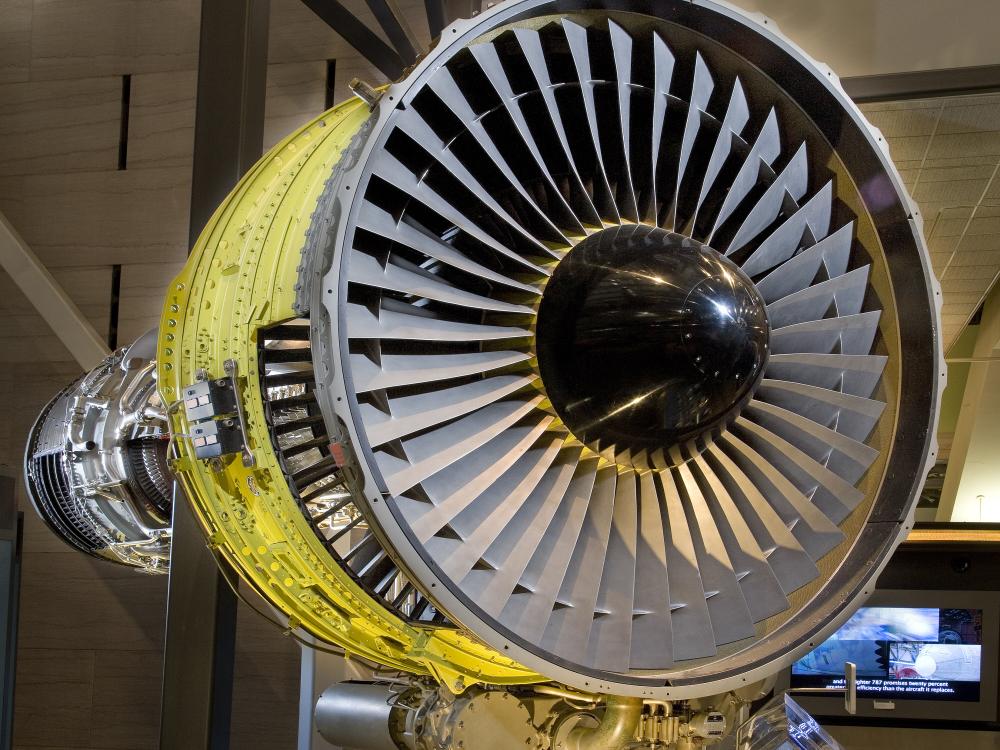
[937,284,1000,521]
[159,2,269,749]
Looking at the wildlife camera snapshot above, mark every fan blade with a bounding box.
[586,470,639,670]
[512,27,603,226]
[708,108,781,241]
[693,78,750,225]
[363,374,537,446]
[378,397,547,496]
[649,31,676,223]
[498,459,599,642]
[755,222,854,302]
[755,379,885,442]
[672,52,714,229]
[541,468,618,658]
[770,311,882,356]
[725,142,808,255]
[347,302,532,342]
[765,353,887,399]
[562,19,621,222]
[740,182,834,277]
[630,470,676,668]
[675,463,755,645]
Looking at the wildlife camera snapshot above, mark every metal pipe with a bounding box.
[534,685,600,704]
[314,682,404,750]
[643,700,673,716]
[566,695,643,750]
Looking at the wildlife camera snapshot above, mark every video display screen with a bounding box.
[791,606,983,702]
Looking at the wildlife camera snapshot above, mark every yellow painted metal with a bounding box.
[156,97,542,687]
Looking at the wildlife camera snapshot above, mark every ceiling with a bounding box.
[860,93,1000,351]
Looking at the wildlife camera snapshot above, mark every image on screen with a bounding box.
[791,607,983,702]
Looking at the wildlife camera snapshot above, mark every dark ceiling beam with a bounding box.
[365,0,421,67]
[424,0,446,39]
[299,0,407,79]
[444,0,479,28]
[842,64,1000,104]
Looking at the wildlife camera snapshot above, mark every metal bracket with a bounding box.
[182,362,255,468]
[349,78,383,109]
[223,359,256,468]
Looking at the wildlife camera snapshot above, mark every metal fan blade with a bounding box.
[379,401,548,498]
[350,253,536,314]
[403,413,554,537]
[370,152,560,261]
[755,222,854,302]
[675,463,755,645]
[347,302,533,342]
[393,107,572,245]
[352,351,532,393]
[725,142,809,255]
[463,447,582,614]
[562,18,621,222]
[467,42,584,237]
[657,469,718,661]
[630,471,677,668]
[745,399,880,484]
[586,470,638,670]
[708,108,781,241]
[672,52,714,229]
[541,468,618,658]
[765,352,887,399]
[702,445,822,594]
[766,265,870,326]
[693,78,750,225]
[740,182,834,277]
[608,20,641,221]
[688,456,789,622]
[769,311,882,355]
[735,417,864,524]
[755,379,885,442]
[649,31,676,223]
[430,437,565,576]
[359,205,543,294]
[512,27,603,226]
[497,459,599,642]
[718,433,846,556]
[363,374,538,446]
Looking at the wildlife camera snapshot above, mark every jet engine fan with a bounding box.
[25,0,942,719]
[290,0,944,697]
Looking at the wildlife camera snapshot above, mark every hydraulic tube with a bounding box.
[565,695,643,750]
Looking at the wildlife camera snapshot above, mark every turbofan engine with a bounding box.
[24,0,943,747]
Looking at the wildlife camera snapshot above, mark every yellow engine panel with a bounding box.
[156,96,542,689]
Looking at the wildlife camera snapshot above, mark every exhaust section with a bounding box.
[24,328,172,572]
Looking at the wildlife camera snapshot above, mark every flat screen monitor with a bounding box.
[788,590,999,723]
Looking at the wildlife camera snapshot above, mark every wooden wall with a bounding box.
[0,0,432,748]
